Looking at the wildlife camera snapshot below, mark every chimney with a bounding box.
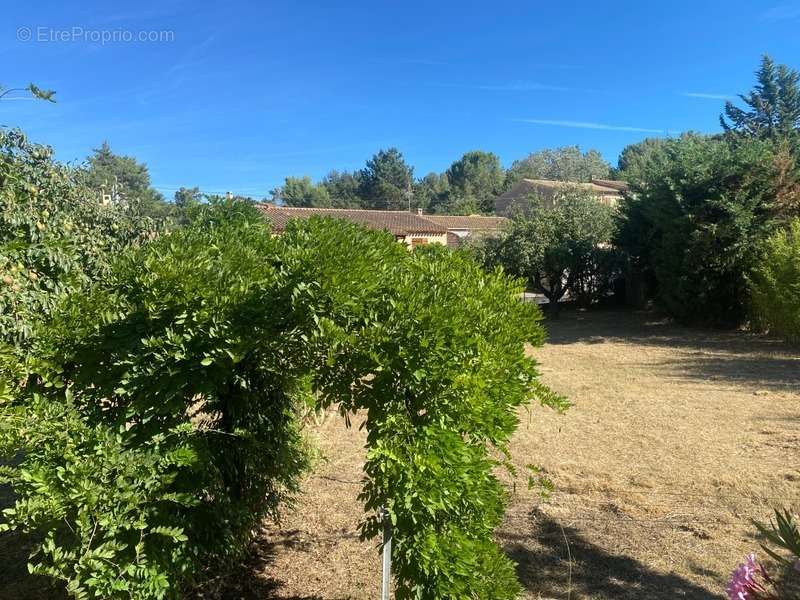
[416,207,423,215]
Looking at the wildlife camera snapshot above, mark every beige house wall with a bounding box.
[398,233,448,248]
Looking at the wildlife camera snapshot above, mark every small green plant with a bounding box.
[727,509,800,599]
[755,509,800,569]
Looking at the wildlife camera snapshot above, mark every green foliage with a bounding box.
[4,201,314,597]
[85,142,173,219]
[173,187,202,209]
[721,55,800,142]
[271,171,364,210]
[440,151,506,214]
[0,394,198,600]
[359,147,414,210]
[320,170,364,208]
[330,242,565,598]
[5,200,562,599]
[273,175,332,207]
[0,129,157,349]
[755,509,800,568]
[270,145,617,215]
[749,218,800,341]
[413,172,450,213]
[476,190,618,313]
[617,136,672,182]
[507,146,611,185]
[616,134,800,324]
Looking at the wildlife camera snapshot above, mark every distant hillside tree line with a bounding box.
[79,141,615,218]
[270,146,613,214]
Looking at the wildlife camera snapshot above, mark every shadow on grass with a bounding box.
[190,530,325,600]
[542,308,800,391]
[502,514,723,600]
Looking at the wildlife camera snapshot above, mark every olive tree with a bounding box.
[476,190,617,315]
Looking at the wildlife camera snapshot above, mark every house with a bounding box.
[419,214,508,248]
[257,204,449,247]
[494,177,629,216]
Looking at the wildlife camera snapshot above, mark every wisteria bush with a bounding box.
[2,200,564,599]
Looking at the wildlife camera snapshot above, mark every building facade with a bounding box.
[258,205,449,247]
[495,178,629,216]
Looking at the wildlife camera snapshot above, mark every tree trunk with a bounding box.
[545,280,563,318]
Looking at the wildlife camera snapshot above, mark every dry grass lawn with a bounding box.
[3,308,799,599]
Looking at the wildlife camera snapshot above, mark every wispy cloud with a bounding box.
[532,63,582,70]
[475,81,570,92]
[166,33,218,77]
[513,118,671,134]
[401,59,450,66]
[682,92,735,100]
[429,80,585,93]
[762,4,800,21]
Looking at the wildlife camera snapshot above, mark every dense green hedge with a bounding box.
[749,218,800,342]
[616,134,795,325]
[2,201,564,599]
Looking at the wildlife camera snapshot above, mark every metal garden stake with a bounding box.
[381,506,392,600]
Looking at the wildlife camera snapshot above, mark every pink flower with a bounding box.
[726,554,773,600]
[727,554,759,600]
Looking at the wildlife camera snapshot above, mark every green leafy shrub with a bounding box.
[616,134,799,325]
[0,129,158,348]
[272,224,568,599]
[728,509,800,598]
[749,218,800,341]
[9,202,315,597]
[4,201,562,598]
[0,394,198,600]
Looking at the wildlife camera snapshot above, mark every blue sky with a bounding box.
[3,1,800,199]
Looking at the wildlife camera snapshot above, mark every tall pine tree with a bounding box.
[721,55,800,141]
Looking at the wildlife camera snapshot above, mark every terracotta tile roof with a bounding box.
[590,178,629,192]
[420,215,509,231]
[495,178,628,216]
[257,204,448,236]
[514,179,627,194]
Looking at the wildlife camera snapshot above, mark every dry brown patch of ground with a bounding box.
[3,309,799,599]
[221,308,800,600]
